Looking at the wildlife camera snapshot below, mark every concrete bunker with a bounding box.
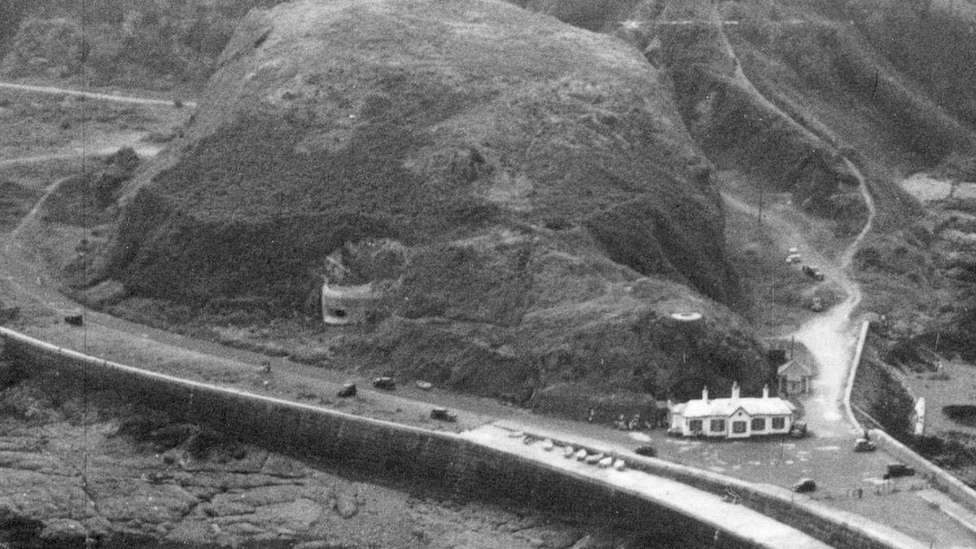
[321,281,382,325]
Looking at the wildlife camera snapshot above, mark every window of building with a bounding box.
[732,421,747,434]
[689,419,703,433]
[751,417,765,431]
[710,419,726,433]
[772,417,786,430]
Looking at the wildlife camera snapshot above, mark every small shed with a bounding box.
[321,282,382,325]
[777,360,813,395]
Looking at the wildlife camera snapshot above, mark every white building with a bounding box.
[667,382,795,438]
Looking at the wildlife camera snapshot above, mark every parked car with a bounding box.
[802,265,825,281]
[883,463,916,479]
[809,297,824,312]
[64,312,84,326]
[786,253,802,264]
[634,445,657,457]
[372,377,396,390]
[789,422,808,439]
[430,407,457,422]
[792,478,817,493]
[853,438,877,452]
[337,383,357,398]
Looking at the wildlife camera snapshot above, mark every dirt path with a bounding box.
[723,160,875,436]
[0,81,196,108]
[793,160,875,435]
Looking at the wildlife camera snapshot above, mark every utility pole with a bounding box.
[758,185,763,226]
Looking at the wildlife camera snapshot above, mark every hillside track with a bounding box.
[0,81,196,108]
[794,160,875,432]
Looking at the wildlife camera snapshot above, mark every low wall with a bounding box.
[849,324,976,514]
[0,327,924,549]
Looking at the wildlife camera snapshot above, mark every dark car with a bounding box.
[792,478,817,493]
[430,407,457,422]
[634,445,657,457]
[64,313,84,326]
[853,438,877,452]
[337,383,357,398]
[789,422,809,438]
[883,463,916,479]
[372,377,396,390]
[802,265,825,281]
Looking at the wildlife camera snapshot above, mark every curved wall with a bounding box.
[0,326,924,549]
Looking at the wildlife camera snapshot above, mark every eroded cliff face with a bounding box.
[87,0,768,401]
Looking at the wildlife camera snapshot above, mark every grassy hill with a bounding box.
[75,0,769,405]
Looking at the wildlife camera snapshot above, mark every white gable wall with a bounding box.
[729,408,751,438]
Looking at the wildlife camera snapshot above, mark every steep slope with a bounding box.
[0,0,289,89]
[84,0,768,403]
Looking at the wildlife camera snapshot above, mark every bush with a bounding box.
[943,405,976,427]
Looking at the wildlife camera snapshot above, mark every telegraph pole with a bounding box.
[758,185,763,226]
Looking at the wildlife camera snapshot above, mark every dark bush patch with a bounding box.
[943,405,976,427]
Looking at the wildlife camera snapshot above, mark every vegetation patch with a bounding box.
[943,405,976,428]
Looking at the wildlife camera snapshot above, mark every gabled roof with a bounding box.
[672,396,795,419]
[777,360,812,377]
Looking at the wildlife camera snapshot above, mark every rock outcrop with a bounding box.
[0,372,619,549]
